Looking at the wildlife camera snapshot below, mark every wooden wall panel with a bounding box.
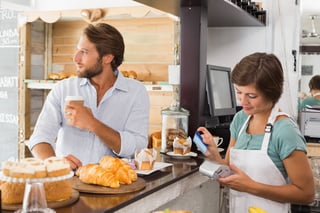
[51,17,177,82]
[147,90,172,141]
[21,16,176,145]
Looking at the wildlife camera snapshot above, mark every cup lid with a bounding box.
[65,96,84,101]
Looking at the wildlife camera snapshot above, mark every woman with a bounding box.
[198,53,314,212]
[299,75,320,111]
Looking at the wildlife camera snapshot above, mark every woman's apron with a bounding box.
[229,106,290,212]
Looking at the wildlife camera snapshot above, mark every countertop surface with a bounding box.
[2,153,205,213]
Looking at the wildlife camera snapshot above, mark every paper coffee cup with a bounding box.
[65,95,84,105]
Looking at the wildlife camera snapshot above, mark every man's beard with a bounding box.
[77,58,103,79]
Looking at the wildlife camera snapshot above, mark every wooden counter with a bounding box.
[2,154,218,213]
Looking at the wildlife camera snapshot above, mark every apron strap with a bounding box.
[238,115,251,136]
[261,105,290,151]
[238,104,291,151]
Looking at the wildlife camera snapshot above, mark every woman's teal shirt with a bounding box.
[230,110,307,179]
[299,97,320,111]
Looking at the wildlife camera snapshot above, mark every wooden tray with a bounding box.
[71,176,146,194]
[2,189,79,211]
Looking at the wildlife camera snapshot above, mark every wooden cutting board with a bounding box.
[2,189,79,211]
[71,176,146,194]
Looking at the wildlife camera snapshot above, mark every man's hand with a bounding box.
[64,154,82,171]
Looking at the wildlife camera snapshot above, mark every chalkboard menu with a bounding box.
[0,8,19,163]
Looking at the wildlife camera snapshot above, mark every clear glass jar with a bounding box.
[160,107,190,153]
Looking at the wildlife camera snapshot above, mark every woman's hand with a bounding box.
[197,126,222,162]
[218,163,255,193]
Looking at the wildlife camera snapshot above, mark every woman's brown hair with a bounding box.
[231,52,284,104]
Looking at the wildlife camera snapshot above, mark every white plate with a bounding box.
[135,162,173,175]
[166,151,198,159]
[218,148,224,152]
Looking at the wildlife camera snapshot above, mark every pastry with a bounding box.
[76,164,120,188]
[0,180,72,204]
[44,156,71,177]
[166,129,187,149]
[59,73,68,79]
[2,157,70,179]
[121,70,128,77]
[99,156,137,184]
[128,70,137,79]
[76,156,137,188]
[48,73,60,80]
[48,72,68,80]
[1,161,19,176]
[9,163,35,178]
[20,157,47,178]
[134,148,157,170]
[0,182,25,204]
[99,155,122,173]
[44,180,72,202]
[0,157,73,204]
[173,136,192,155]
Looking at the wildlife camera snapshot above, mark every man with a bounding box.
[298,75,320,111]
[27,23,149,170]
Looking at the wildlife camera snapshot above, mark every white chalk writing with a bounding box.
[0,91,8,99]
[0,76,18,88]
[0,113,18,125]
[0,28,18,38]
[0,37,19,46]
[0,9,16,21]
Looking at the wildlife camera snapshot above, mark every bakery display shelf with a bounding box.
[24,79,59,89]
[0,171,74,183]
[25,79,173,91]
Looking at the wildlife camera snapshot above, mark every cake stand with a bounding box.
[0,171,74,213]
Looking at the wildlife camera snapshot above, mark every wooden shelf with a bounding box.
[208,0,265,27]
[24,79,173,91]
[25,79,58,89]
[133,0,265,27]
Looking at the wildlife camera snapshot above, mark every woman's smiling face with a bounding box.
[235,84,273,116]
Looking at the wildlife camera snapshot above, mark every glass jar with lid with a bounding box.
[160,106,190,153]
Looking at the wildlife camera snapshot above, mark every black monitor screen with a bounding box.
[206,65,236,117]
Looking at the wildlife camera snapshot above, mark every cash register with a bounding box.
[299,106,320,139]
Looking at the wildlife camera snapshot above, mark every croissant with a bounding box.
[115,166,132,184]
[99,156,122,173]
[100,156,137,184]
[77,164,120,188]
[119,160,138,182]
